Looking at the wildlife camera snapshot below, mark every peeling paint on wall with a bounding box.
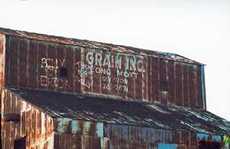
[4,35,205,108]
[1,28,229,149]
[197,133,222,142]
[158,143,177,149]
[1,89,54,149]
[56,118,104,138]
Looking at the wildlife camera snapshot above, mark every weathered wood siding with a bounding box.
[4,35,204,108]
[1,89,54,149]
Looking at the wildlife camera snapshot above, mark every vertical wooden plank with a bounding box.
[197,66,203,108]
[38,41,48,89]
[47,43,58,91]
[159,58,168,105]
[27,40,37,88]
[148,56,153,102]
[73,47,81,93]
[183,65,189,107]
[155,57,160,103]
[143,55,149,101]
[7,37,18,87]
[175,63,182,105]
[167,60,174,104]
[18,38,28,88]
[66,46,74,92]
[181,64,185,106]
[0,34,6,87]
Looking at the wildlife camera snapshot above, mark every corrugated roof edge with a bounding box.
[6,87,230,135]
[0,27,202,64]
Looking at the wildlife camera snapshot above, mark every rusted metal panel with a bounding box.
[151,56,160,103]
[0,28,228,149]
[80,48,148,100]
[200,65,206,109]
[4,35,205,109]
[1,88,229,148]
[54,119,104,137]
[52,120,219,149]
[1,88,54,149]
[105,124,173,144]
[53,119,108,149]
[104,124,200,149]
[8,88,230,135]
[0,28,206,108]
[54,134,108,149]
[0,28,202,64]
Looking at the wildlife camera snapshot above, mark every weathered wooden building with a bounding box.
[0,27,230,149]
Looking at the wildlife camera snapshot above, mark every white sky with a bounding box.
[0,0,230,120]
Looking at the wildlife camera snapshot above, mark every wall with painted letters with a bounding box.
[4,35,204,108]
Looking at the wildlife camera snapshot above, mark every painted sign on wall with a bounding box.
[80,49,147,97]
[5,35,203,106]
[38,48,148,98]
[40,58,69,89]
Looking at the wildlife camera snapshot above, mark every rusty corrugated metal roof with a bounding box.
[0,27,201,64]
[8,88,230,135]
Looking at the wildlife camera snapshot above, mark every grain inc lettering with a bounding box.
[85,51,145,73]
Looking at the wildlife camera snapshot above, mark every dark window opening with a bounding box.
[14,137,26,149]
[4,113,20,122]
[160,90,168,105]
[159,80,169,105]
[199,140,221,149]
[160,80,168,91]
[58,67,68,79]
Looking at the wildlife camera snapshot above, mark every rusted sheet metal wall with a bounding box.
[53,120,200,149]
[5,36,81,92]
[54,134,109,149]
[5,35,204,108]
[1,89,54,149]
[104,124,198,149]
[53,119,108,149]
[54,118,104,137]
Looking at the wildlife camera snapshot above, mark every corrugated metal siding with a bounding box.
[1,88,227,149]
[1,89,54,149]
[5,35,204,109]
[104,124,198,149]
[6,88,230,135]
[52,119,201,149]
[54,134,109,149]
[54,119,104,137]
[53,119,108,149]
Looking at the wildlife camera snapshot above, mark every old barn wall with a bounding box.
[0,89,54,149]
[105,124,200,149]
[54,118,108,149]
[4,35,204,109]
[52,118,200,149]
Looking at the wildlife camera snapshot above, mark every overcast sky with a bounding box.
[0,0,230,120]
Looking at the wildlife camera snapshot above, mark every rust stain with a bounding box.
[1,89,54,149]
[0,28,228,149]
[4,36,205,109]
